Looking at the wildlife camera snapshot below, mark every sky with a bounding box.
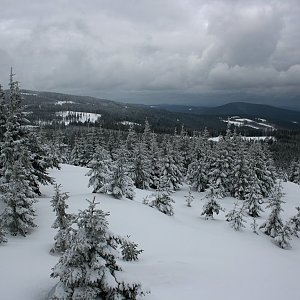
[0,0,300,108]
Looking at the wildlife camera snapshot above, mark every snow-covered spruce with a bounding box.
[0,83,7,145]
[248,142,276,198]
[289,207,300,237]
[201,184,224,219]
[160,140,183,191]
[101,158,135,200]
[144,178,175,216]
[260,182,285,238]
[206,133,232,199]
[133,141,152,190]
[274,223,292,249]
[244,170,264,217]
[0,218,7,244]
[185,188,194,207]
[225,202,247,231]
[50,184,75,254]
[1,159,37,236]
[251,217,259,235]
[288,160,300,184]
[50,198,145,300]
[121,235,144,261]
[86,146,113,193]
[0,77,37,236]
[186,157,209,193]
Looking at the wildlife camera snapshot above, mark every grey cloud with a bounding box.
[0,0,299,107]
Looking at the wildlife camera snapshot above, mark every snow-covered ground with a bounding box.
[119,121,142,126]
[1,164,300,300]
[55,111,102,125]
[54,101,76,105]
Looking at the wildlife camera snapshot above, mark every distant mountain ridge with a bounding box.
[16,90,300,131]
[153,102,300,128]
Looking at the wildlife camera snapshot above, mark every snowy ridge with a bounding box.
[1,164,300,300]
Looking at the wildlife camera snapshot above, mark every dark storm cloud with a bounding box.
[0,0,299,106]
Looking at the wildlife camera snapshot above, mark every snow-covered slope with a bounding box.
[1,164,300,300]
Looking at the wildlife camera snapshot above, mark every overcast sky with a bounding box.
[0,0,299,107]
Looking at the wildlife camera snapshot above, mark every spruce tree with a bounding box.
[0,84,7,143]
[207,130,234,198]
[185,188,194,207]
[186,156,209,193]
[160,141,183,191]
[289,206,300,237]
[288,160,300,184]
[274,223,292,249]
[186,130,211,192]
[2,159,37,236]
[26,131,55,195]
[244,170,264,217]
[201,184,224,219]
[248,142,276,198]
[50,184,75,254]
[231,140,252,200]
[144,178,175,216]
[104,158,135,200]
[0,217,7,244]
[0,74,37,236]
[133,141,151,189]
[50,198,145,300]
[149,131,162,189]
[121,235,143,261]
[251,217,259,235]
[86,146,113,193]
[125,123,138,153]
[206,139,229,199]
[225,202,247,231]
[260,182,285,238]
[142,119,152,151]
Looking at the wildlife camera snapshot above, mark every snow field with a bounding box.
[1,164,300,300]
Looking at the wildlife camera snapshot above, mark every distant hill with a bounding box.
[153,102,300,129]
[14,90,300,131]
[18,90,225,133]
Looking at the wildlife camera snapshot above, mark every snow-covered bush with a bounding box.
[289,207,300,237]
[144,191,175,216]
[201,184,224,219]
[225,202,247,231]
[50,198,145,300]
[121,235,143,261]
[275,223,292,249]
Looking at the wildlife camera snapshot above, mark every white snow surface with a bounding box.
[1,164,300,300]
[55,111,101,125]
[119,121,142,126]
[54,101,76,105]
[21,92,37,96]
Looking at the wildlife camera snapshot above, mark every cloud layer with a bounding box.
[0,0,299,106]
